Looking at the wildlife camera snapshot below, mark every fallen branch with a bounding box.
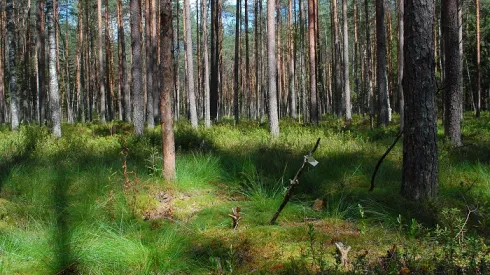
[228,206,241,230]
[270,138,321,225]
[335,242,351,268]
[369,131,403,192]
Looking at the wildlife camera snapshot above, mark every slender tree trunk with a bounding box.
[343,0,351,121]
[398,0,404,130]
[233,0,240,124]
[308,0,318,124]
[76,1,84,122]
[65,7,73,124]
[105,0,113,121]
[131,0,144,135]
[146,0,155,128]
[365,0,374,127]
[254,0,260,120]
[151,0,158,123]
[184,0,198,128]
[245,0,251,119]
[442,0,462,146]
[37,0,46,124]
[475,0,481,117]
[376,0,390,126]
[160,0,176,181]
[202,0,211,127]
[402,0,438,201]
[354,0,360,116]
[96,0,106,123]
[210,0,218,121]
[332,0,342,117]
[117,0,130,122]
[47,0,61,137]
[0,3,5,123]
[174,0,181,119]
[288,0,296,119]
[268,0,280,136]
[7,0,19,129]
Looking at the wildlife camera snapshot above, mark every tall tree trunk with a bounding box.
[398,0,404,130]
[131,0,144,135]
[365,0,374,127]
[117,0,130,122]
[254,0,260,120]
[376,0,390,126]
[343,0,352,121]
[174,0,180,119]
[308,0,318,124]
[288,0,296,119]
[245,0,251,119]
[475,0,481,117]
[233,0,240,124]
[37,0,46,124]
[354,0,360,116]
[184,0,198,128]
[299,0,307,122]
[442,0,462,146]
[210,0,218,121]
[332,0,342,117]
[97,0,106,122]
[146,0,155,128]
[76,1,84,122]
[47,0,61,137]
[402,0,438,201]
[65,7,73,124]
[105,0,112,121]
[160,0,176,181]
[268,0,280,136]
[202,0,211,128]
[0,3,5,123]
[7,0,19,129]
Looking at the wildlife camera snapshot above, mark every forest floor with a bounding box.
[0,113,489,274]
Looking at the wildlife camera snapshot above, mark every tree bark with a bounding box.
[308,0,318,124]
[475,0,481,117]
[0,3,5,123]
[160,0,176,181]
[97,0,106,123]
[332,0,342,117]
[202,0,211,128]
[7,0,19,129]
[398,0,404,130]
[233,0,240,124]
[131,0,144,135]
[343,0,352,121]
[376,0,390,126]
[210,0,219,121]
[146,0,155,128]
[117,0,130,122]
[365,0,374,127]
[105,0,112,121]
[268,0,280,136]
[288,0,296,119]
[402,0,438,201]
[442,0,462,146]
[47,0,61,137]
[184,0,198,128]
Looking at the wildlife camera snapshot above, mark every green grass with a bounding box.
[0,113,489,274]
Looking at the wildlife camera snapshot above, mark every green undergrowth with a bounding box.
[0,113,489,274]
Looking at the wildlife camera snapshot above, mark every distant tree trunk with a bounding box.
[402,0,438,201]
[299,0,307,122]
[233,0,240,124]
[117,0,130,122]
[442,0,462,146]
[268,0,279,136]
[308,0,318,124]
[151,0,158,123]
[354,0,360,116]
[475,0,481,118]
[288,0,296,119]
[254,0,260,120]
[376,0,390,126]
[7,0,19,129]
[202,0,211,128]
[76,1,84,122]
[97,0,106,123]
[245,0,251,119]
[160,0,176,181]
[184,0,198,128]
[365,0,374,127]
[343,0,351,121]
[0,4,5,123]
[37,0,46,124]
[398,0,404,130]
[47,0,61,137]
[65,7,74,124]
[332,0,342,117]
[131,0,144,135]
[174,0,181,119]
[210,0,219,121]
[105,0,112,121]
[146,0,155,128]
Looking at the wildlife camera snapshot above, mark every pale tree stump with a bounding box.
[335,242,351,268]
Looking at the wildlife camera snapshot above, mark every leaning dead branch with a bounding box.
[270,138,321,225]
[369,131,403,191]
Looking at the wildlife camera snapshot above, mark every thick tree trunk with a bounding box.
[202,0,211,128]
[343,0,351,121]
[97,0,106,123]
[442,0,462,146]
[268,0,279,136]
[398,0,404,130]
[160,0,176,181]
[47,0,61,137]
[131,0,144,135]
[376,0,390,126]
[308,0,318,124]
[402,0,438,201]
[233,0,240,124]
[184,0,198,128]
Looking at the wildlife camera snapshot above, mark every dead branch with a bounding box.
[369,131,403,192]
[228,206,241,230]
[335,242,351,268]
[270,138,321,225]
